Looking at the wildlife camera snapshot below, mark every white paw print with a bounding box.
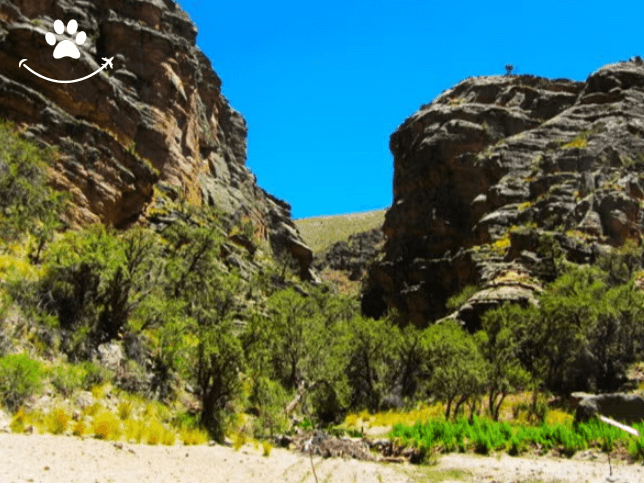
[45,19,86,59]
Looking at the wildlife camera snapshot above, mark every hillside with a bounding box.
[295,209,386,254]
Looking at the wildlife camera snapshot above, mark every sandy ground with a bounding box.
[1,433,644,483]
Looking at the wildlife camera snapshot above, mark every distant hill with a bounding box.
[295,209,386,254]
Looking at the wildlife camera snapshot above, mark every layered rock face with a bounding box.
[364,59,644,327]
[0,0,314,278]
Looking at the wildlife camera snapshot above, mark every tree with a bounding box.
[477,303,530,421]
[159,222,246,438]
[195,317,244,440]
[244,287,351,424]
[345,314,401,412]
[423,321,486,420]
[395,324,428,400]
[536,265,606,393]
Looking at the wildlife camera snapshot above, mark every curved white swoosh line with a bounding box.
[19,58,112,84]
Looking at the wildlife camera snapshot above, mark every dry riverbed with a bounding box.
[1,433,644,483]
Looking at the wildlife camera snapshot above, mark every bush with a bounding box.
[0,354,43,412]
[0,120,66,247]
[50,363,86,396]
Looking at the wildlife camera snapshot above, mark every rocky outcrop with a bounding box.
[364,59,644,326]
[317,228,383,281]
[0,0,315,279]
[573,392,644,425]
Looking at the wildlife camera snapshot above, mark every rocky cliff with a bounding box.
[363,58,644,327]
[0,0,314,279]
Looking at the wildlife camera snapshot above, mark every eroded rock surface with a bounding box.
[317,228,383,281]
[364,59,644,326]
[0,0,315,279]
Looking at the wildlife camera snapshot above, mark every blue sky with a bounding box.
[178,0,642,219]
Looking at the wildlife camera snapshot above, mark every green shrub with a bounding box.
[0,120,66,247]
[445,285,478,312]
[628,436,644,461]
[50,363,85,396]
[0,353,42,412]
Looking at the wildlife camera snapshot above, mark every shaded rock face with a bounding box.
[317,228,383,281]
[364,60,644,326]
[0,0,314,279]
[573,392,644,425]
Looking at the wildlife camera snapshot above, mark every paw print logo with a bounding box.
[45,20,87,59]
[19,17,115,84]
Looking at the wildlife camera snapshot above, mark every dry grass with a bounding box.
[294,209,386,254]
[45,407,70,434]
[344,392,572,434]
[180,426,209,445]
[344,403,447,430]
[92,411,121,440]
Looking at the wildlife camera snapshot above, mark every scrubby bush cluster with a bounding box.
[2,117,644,451]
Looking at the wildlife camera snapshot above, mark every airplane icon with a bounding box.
[101,57,114,69]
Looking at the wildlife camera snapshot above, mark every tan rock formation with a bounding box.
[0,0,315,279]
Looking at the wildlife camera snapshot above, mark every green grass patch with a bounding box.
[390,416,644,459]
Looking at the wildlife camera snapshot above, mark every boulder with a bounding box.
[573,392,644,425]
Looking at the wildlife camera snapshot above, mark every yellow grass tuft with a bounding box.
[146,420,164,445]
[562,135,588,149]
[546,409,573,426]
[90,383,109,399]
[125,419,145,443]
[162,428,176,446]
[231,431,247,451]
[262,441,273,457]
[72,419,87,437]
[117,400,133,420]
[92,411,121,440]
[83,402,103,417]
[10,408,28,433]
[143,403,157,419]
[345,402,446,431]
[344,413,359,427]
[46,407,70,435]
[180,426,209,445]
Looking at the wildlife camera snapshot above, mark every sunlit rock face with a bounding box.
[0,0,315,279]
[363,60,644,327]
